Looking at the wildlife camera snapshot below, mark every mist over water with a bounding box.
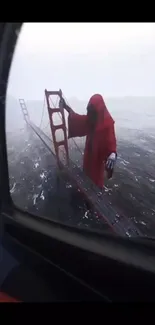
[5,22,155,237]
[6,93,155,236]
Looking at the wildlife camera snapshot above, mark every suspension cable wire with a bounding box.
[64,115,83,155]
[55,95,59,108]
[29,123,114,209]
[62,92,72,107]
[42,121,50,130]
[30,123,95,197]
[40,94,61,133]
[39,94,46,129]
[49,95,57,110]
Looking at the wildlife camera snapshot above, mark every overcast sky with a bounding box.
[7,23,155,101]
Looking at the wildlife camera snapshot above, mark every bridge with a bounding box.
[19,89,143,237]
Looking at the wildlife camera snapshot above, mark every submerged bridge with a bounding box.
[19,89,142,237]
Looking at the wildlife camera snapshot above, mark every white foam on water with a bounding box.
[124,159,130,165]
[66,184,72,189]
[10,182,16,194]
[34,162,39,168]
[40,191,45,200]
[33,194,39,205]
[132,216,138,224]
[134,153,140,157]
[149,178,155,183]
[84,211,89,219]
[40,172,46,179]
[139,220,146,226]
[130,193,135,200]
[148,149,154,153]
[126,231,131,237]
[104,186,112,192]
[120,159,130,166]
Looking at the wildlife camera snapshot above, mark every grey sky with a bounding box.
[7,23,155,101]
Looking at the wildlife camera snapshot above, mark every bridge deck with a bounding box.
[29,122,143,237]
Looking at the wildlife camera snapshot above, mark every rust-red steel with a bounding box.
[19,98,30,122]
[44,89,69,168]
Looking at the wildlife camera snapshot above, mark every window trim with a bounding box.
[0,23,22,211]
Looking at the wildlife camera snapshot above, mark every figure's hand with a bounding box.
[106,153,117,170]
[59,97,66,109]
[59,97,72,113]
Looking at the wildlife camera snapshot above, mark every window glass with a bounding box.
[6,23,155,238]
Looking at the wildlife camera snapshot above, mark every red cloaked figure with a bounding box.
[67,94,117,188]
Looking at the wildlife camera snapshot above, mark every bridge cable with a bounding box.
[39,94,46,129]
[49,95,83,156]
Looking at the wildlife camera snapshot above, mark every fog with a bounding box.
[6,22,155,135]
[7,23,155,99]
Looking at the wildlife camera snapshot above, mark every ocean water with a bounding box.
[6,96,155,237]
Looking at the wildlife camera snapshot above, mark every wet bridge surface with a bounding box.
[7,127,155,238]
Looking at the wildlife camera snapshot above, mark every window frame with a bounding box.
[1,23,155,279]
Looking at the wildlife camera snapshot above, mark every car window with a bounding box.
[6,22,155,238]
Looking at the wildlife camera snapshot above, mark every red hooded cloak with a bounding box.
[68,94,116,188]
